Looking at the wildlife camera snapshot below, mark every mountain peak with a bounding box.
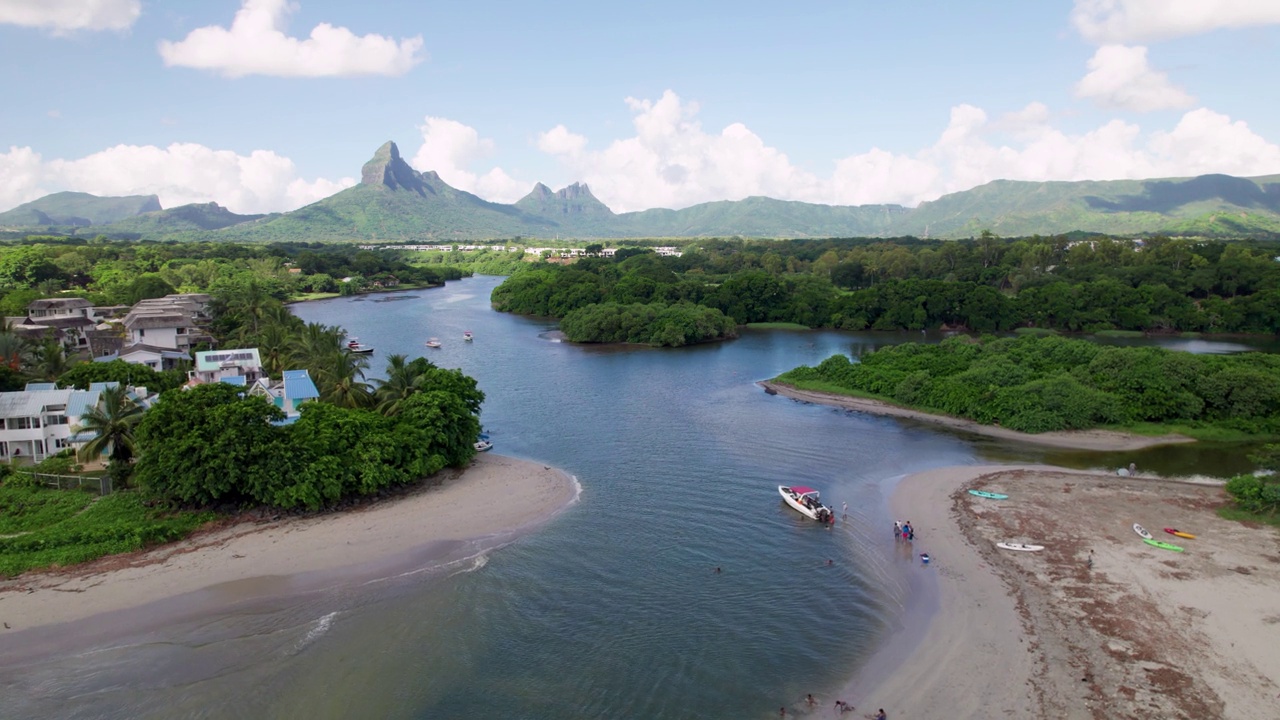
[515,181,613,220]
[361,140,426,195]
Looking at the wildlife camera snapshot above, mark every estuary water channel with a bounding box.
[1,274,1267,720]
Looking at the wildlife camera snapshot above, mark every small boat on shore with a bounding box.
[1164,527,1196,539]
[1144,538,1183,552]
[425,338,442,348]
[346,339,374,354]
[474,433,492,452]
[778,485,834,522]
[463,330,474,342]
[997,542,1044,552]
[968,489,1008,500]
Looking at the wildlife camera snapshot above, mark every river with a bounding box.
[1,274,1263,719]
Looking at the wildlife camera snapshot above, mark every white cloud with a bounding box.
[0,143,354,215]
[0,0,139,33]
[535,91,1280,210]
[1072,0,1280,43]
[537,90,823,212]
[158,0,423,78]
[409,117,530,203]
[1075,45,1195,112]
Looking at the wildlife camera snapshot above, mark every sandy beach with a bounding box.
[0,453,577,638]
[857,464,1280,719]
[760,381,1196,451]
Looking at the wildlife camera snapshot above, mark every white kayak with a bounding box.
[1133,523,1152,540]
[997,542,1044,552]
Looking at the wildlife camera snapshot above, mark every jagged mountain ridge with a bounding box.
[5,141,1280,240]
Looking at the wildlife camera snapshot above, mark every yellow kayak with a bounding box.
[1164,528,1196,540]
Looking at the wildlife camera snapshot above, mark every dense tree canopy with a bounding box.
[777,335,1280,435]
[490,236,1280,336]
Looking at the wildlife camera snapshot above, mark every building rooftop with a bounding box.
[282,369,320,400]
[195,348,261,372]
[27,298,93,311]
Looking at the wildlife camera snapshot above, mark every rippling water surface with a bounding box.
[0,275,1254,719]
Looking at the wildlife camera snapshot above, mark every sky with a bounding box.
[2,0,1280,216]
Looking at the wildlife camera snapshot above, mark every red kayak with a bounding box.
[1164,527,1196,539]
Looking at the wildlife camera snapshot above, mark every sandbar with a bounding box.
[854,464,1279,718]
[0,453,577,637]
[760,381,1195,451]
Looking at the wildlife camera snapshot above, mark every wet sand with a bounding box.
[760,382,1196,451]
[0,454,577,640]
[854,464,1280,719]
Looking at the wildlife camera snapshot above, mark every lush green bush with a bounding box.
[1224,474,1280,515]
[58,359,186,393]
[559,302,737,346]
[133,369,483,510]
[776,335,1280,435]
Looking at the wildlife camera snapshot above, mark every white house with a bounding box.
[98,344,192,371]
[0,383,109,464]
[189,348,264,386]
[18,298,97,352]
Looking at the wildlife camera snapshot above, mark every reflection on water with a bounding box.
[2,276,1267,719]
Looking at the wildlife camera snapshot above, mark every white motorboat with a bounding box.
[474,433,492,452]
[425,337,442,348]
[463,330,474,342]
[346,339,374,354]
[778,485,834,523]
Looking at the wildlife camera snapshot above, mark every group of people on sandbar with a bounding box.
[779,695,885,718]
[893,520,914,542]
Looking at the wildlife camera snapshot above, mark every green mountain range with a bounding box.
[5,141,1280,240]
[0,191,161,227]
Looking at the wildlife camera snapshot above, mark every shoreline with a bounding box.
[0,453,577,649]
[760,380,1196,451]
[851,464,1280,718]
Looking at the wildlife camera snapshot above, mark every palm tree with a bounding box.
[288,321,345,374]
[255,321,293,378]
[315,350,373,408]
[30,340,72,381]
[374,354,424,415]
[0,332,34,372]
[74,385,145,480]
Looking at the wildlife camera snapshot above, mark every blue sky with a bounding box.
[2,0,1279,214]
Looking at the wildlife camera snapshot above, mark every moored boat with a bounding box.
[463,330,474,342]
[778,485,834,522]
[474,432,493,452]
[425,337,442,348]
[346,339,374,354]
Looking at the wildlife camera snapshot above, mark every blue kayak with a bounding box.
[968,489,1009,500]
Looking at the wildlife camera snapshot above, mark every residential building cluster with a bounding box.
[2,294,321,466]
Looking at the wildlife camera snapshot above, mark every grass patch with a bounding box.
[745,322,811,330]
[0,486,215,578]
[1093,329,1145,338]
[1013,327,1058,336]
[0,485,96,535]
[288,292,340,302]
[1216,505,1280,529]
[772,377,896,404]
[1112,422,1277,443]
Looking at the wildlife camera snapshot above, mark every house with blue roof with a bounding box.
[248,368,321,424]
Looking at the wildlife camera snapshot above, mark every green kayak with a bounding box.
[1144,538,1183,552]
